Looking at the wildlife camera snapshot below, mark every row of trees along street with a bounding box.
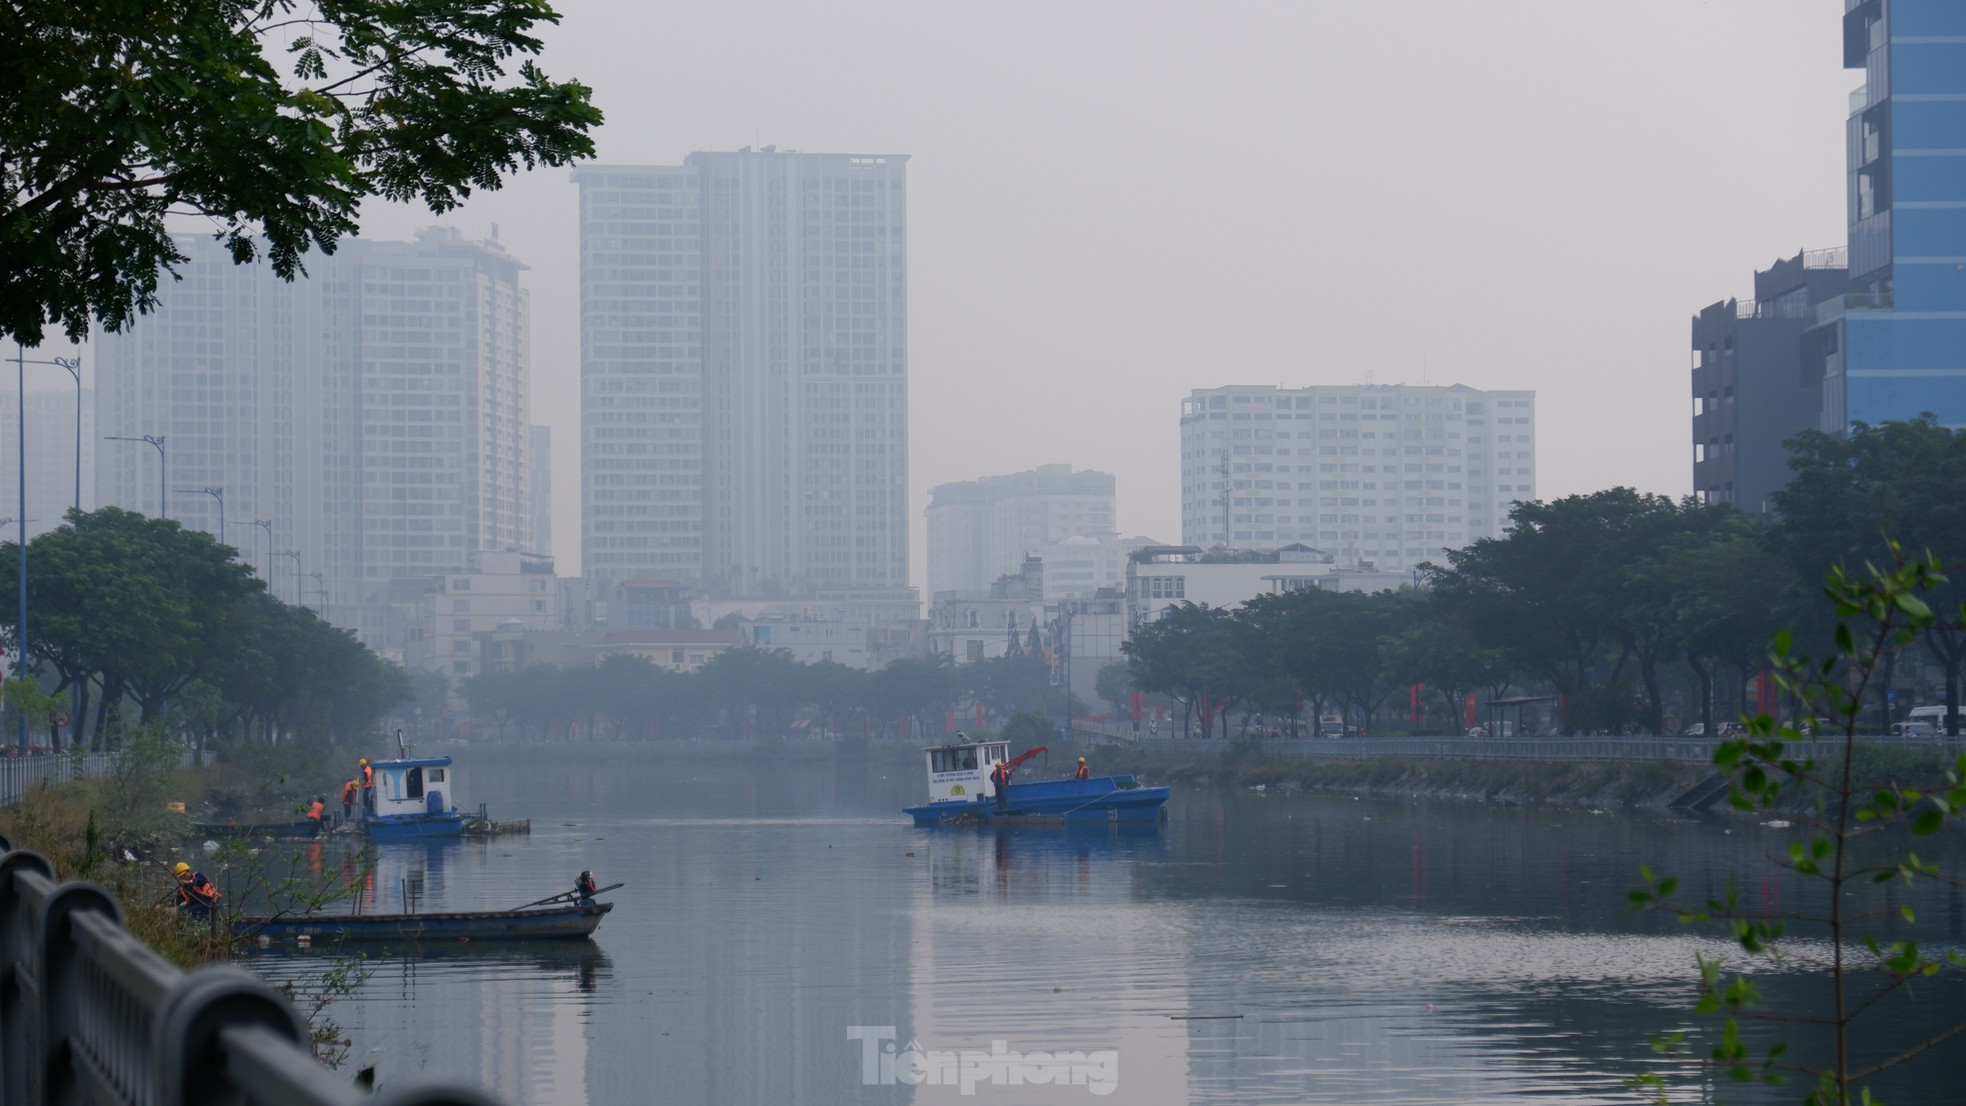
[0,508,411,750]
[1126,417,1966,738]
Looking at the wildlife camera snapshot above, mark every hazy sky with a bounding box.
[348,0,1855,589]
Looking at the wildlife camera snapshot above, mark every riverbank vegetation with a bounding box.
[1125,417,1966,738]
[0,507,412,750]
[1632,551,1966,1106]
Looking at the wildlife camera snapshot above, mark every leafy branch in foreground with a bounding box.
[0,0,602,347]
[1631,546,1966,1106]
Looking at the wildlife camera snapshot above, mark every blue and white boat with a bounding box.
[902,739,1169,826]
[361,755,466,840]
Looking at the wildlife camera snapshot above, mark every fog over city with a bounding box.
[311,0,1852,586]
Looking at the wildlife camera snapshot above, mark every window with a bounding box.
[967,640,985,662]
[451,579,470,591]
[1140,576,1186,599]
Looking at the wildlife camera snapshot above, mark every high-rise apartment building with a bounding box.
[925,465,1116,600]
[575,148,913,612]
[530,425,552,558]
[1829,1,1966,427]
[0,385,94,542]
[94,228,533,655]
[1179,384,1534,568]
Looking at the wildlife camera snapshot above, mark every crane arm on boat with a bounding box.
[1004,745,1049,771]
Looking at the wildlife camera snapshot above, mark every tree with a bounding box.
[1123,603,1247,738]
[1,0,602,346]
[1772,418,1966,733]
[1634,549,1966,1106]
[1094,660,1133,718]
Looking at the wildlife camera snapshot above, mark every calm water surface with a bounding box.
[242,747,1966,1105]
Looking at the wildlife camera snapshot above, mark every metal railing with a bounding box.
[1076,723,1966,765]
[0,753,120,808]
[0,832,507,1106]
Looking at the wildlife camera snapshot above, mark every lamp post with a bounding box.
[277,549,302,606]
[104,434,166,520]
[307,571,325,616]
[230,518,273,585]
[176,486,224,545]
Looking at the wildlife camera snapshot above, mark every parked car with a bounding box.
[1683,723,1706,737]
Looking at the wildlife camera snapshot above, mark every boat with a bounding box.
[236,880,623,944]
[191,819,322,839]
[902,739,1170,826]
[359,754,467,840]
[235,902,613,943]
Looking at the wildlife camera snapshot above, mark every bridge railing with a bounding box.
[0,832,506,1106]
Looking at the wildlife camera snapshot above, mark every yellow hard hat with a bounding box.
[996,760,1005,766]
[173,862,190,876]
[358,758,368,766]
[1078,757,1086,763]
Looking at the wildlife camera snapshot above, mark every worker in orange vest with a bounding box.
[359,759,374,809]
[340,778,359,820]
[174,862,221,916]
[306,796,326,824]
[991,760,1012,810]
[1074,757,1089,781]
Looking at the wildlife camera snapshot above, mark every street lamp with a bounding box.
[307,571,325,616]
[230,518,273,585]
[277,549,302,606]
[176,486,224,545]
[11,344,82,752]
[10,351,84,519]
[104,434,166,520]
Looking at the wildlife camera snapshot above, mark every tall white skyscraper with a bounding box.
[925,464,1116,600]
[576,148,912,611]
[94,228,533,655]
[1179,383,1535,568]
[530,424,552,558]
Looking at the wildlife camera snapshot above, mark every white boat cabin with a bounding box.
[370,756,459,817]
[922,740,1012,804]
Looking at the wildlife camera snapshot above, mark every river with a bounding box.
[241,745,1966,1105]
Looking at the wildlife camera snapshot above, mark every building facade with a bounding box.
[530,425,552,558]
[1832,1,1966,428]
[94,228,535,657]
[1690,249,1848,512]
[575,148,912,611]
[1036,532,1157,603]
[405,552,561,679]
[925,464,1116,600]
[1178,384,1534,569]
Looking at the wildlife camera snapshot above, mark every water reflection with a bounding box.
[236,750,1966,1106]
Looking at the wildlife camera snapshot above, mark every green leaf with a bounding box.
[1912,810,1944,836]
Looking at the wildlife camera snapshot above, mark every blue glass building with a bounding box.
[1834,0,1966,427]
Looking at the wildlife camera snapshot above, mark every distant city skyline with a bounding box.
[93,228,537,656]
[925,463,1115,600]
[35,1,1868,600]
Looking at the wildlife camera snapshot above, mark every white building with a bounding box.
[1037,531,1157,603]
[1126,544,1416,626]
[1179,384,1535,570]
[407,552,560,679]
[926,464,1115,600]
[741,619,869,669]
[926,556,1047,664]
[0,384,93,541]
[95,228,535,657]
[575,149,913,613]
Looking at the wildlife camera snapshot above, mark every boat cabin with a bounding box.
[369,756,459,818]
[921,740,1011,804]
